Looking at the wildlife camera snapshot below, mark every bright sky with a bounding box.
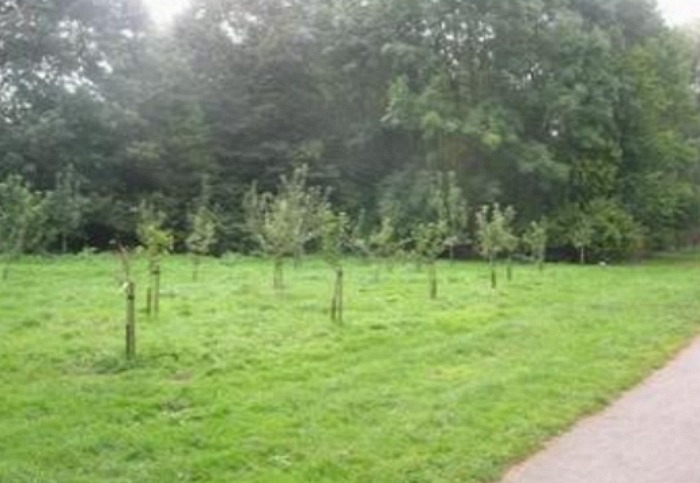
[143,0,190,27]
[142,0,699,28]
[657,0,700,26]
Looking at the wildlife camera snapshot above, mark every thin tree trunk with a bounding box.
[507,256,513,281]
[337,268,343,324]
[331,267,344,323]
[579,247,586,265]
[449,244,455,263]
[273,259,284,291]
[125,281,136,360]
[429,260,437,299]
[490,257,497,289]
[153,265,160,316]
[146,287,152,316]
[61,234,68,254]
[192,255,200,282]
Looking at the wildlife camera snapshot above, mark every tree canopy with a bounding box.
[0,0,698,260]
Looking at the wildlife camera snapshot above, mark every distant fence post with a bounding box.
[126,281,136,359]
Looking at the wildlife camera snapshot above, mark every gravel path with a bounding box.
[501,337,700,483]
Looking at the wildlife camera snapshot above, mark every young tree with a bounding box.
[413,220,449,299]
[243,165,326,291]
[523,220,548,271]
[186,176,218,281]
[115,244,136,360]
[0,175,49,280]
[411,172,457,299]
[320,208,350,323]
[501,207,518,281]
[46,165,86,253]
[570,216,593,265]
[136,201,173,315]
[476,203,516,289]
[439,171,469,262]
[368,216,404,280]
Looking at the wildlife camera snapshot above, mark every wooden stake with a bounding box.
[429,261,437,299]
[490,257,497,289]
[330,267,345,324]
[146,287,152,316]
[125,281,136,359]
[273,259,283,291]
[153,266,161,316]
[192,256,200,282]
[337,268,344,324]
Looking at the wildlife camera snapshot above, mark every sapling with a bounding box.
[186,177,218,281]
[116,244,136,360]
[321,208,350,323]
[46,165,85,253]
[0,175,49,280]
[501,206,518,281]
[440,171,469,262]
[349,209,371,261]
[243,165,326,291]
[570,216,593,265]
[523,220,548,271]
[476,203,516,289]
[411,173,453,298]
[367,216,402,280]
[136,201,173,316]
[413,220,448,299]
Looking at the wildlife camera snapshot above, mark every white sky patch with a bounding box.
[143,0,191,28]
[657,0,700,26]
[141,1,699,29]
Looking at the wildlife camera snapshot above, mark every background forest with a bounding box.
[2,0,700,261]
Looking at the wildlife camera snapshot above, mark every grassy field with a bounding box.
[1,253,699,482]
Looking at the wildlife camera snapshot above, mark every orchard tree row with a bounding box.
[1,164,552,294]
[1,0,700,261]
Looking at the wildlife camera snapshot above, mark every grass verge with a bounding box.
[0,253,698,482]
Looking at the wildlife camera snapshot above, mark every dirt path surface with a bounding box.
[501,337,700,483]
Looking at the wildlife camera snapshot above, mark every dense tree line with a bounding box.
[1,0,699,261]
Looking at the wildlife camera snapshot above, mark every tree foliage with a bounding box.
[186,176,218,280]
[523,221,548,270]
[0,175,49,278]
[46,165,86,252]
[243,165,327,289]
[320,208,350,322]
[476,204,517,288]
[0,0,698,261]
[137,200,173,270]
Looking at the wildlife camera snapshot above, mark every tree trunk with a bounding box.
[273,259,284,291]
[507,256,513,281]
[579,247,586,265]
[337,268,343,324]
[331,267,344,323]
[61,234,68,254]
[146,287,152,316]
[192,256,200,282]
[449,244,455,263]
[153,265,161,316]
[490,257,497,289]
[429,260,437,299]
[125,281,136,360]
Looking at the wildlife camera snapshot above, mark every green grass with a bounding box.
[1,253,699,482]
